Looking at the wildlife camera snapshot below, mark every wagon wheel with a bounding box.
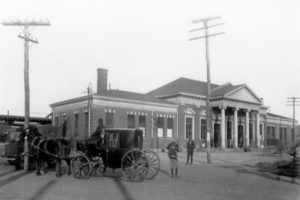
[121,149,149,182]
[92,156,105,177]
[71,155,91,179]
[144,150,160,179]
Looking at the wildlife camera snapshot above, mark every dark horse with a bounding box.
[18,125,72,177]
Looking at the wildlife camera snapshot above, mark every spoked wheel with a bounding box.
[91,156,105,177]
[71,155,91,179]
[121,149,149,182]
[144,150,160,179]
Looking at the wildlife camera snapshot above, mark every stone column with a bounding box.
[256,111,260,148]
[234,108,239,148]
[245,110,250,147]
[221,106,226,149]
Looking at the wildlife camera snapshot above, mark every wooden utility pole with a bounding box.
[2,19,50,171]
[287,97,300,143]
[87,83,93,139]
[189,17,224,163]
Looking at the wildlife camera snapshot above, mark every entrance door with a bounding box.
[214,123,220,148]
[238,125,244,148]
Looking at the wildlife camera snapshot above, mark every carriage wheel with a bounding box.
[92,156,105,177]
[71,155,91,179]
[121,149,149,182]
[144,150,160,179]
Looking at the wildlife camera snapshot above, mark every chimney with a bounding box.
[97,68,108,93]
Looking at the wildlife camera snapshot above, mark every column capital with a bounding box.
[219,105,227,110]
[234,107,239,112]
[245,109,250,113]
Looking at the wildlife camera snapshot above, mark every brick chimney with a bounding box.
[97,68,108,93]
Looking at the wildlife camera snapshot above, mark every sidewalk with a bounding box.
[157,150,300,184]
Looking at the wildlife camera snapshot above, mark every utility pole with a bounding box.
[87,83,93,139]
[2,19,50,171]
[286,97,300,143]
[189,17,224,164]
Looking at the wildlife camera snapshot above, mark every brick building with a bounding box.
[50,68,297,150]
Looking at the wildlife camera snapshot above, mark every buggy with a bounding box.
[71,128,160,181]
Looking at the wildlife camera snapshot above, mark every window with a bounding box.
[138,115,146,137]
[106,112,114,128]
[74,113,79,137]
[127,114,135,128]
[54,116,59,127]
[271,127,275,139]
[109,133,119,147]
[292,128,295,141]
[84,112,88,137]
[167,118,173,138]
[185,117,193,139]
[157,117,164,138]
[260,124,263,136]
[200,119,206,140]
[227,121,232,140]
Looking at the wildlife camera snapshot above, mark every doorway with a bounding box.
[214,123,220,148]
[238,125,244,148]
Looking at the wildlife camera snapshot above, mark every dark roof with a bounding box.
[97,89,175,105]
[51,89,176,107]
[147,77,220,97]
[211,83,243,97]
[267,113,293,120]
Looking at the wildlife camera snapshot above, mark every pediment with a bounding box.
[184,108,196,115]
[226,86,261,104]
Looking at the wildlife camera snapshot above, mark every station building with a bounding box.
[50,68,296,150]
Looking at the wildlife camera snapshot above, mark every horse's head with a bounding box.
[19,125,42,142]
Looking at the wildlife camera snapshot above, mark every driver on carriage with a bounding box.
[90,118,106,146]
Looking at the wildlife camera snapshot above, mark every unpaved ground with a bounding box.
[0,151,299,200]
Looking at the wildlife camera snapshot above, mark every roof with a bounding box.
[211,83,243,97]
[147,77,220,97]
[51,89,176,108]
[267,113,293,121]
[97,89,175,105]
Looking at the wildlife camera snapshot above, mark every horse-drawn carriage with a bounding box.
[71,128,160,181]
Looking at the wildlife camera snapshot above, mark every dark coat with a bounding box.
[187,140,195,152]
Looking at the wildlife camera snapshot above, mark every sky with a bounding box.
[0,0,299,122]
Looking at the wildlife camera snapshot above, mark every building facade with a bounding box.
[50,68,297,150]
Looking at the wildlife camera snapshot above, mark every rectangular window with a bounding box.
[271,127,275,139]
[54,116,59,127]
[138,115,146,137]
[201,119,206,140]
[157,117,164,138]
[185,117,193,139]
[167,118,173,138]
[84,112,88,137]
[127,114,135,128]
[74,113,79,137]
[106,113,114,128]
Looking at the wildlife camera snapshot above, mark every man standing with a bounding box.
[186,136,195,165]
[167,139,179,178]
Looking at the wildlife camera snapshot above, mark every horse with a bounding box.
[19,125,72,177]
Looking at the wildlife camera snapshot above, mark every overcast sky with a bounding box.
[0,0,299,122]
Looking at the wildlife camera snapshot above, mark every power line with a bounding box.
[189,16,225,164]
[286,97,300,143]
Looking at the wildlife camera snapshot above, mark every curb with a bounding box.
[175,153,300,185]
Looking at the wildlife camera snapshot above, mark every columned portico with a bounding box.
[220,106,226,149]
[256,111,260,147]
[245,110,250,147]
[234,108,239,148]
